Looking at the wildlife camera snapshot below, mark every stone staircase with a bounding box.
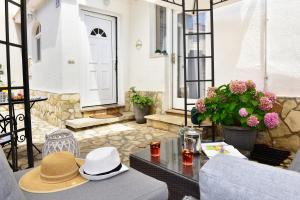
[145,109,211,133]
[66,104,134,130]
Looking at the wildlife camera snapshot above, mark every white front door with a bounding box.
[82,12,117,107]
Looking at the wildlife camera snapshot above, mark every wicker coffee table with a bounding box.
[129,138,209,200]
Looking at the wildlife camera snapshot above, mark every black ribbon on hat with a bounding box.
[83,163,122,176]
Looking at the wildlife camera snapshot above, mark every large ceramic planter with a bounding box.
[223,126,257,151]
[133,104,150,124]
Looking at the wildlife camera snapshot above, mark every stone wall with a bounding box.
[30,90,82,127]
[125,91,163,114]
[257,97,300,152]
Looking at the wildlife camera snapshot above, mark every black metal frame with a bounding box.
[162,0,229,141]
[1,0,33,171]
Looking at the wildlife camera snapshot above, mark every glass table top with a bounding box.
[131,138,209,182]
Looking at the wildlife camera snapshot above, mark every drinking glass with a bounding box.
[150,141,160,157]
[182,137,196,166]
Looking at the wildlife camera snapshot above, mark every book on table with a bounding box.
[201,142,247,159]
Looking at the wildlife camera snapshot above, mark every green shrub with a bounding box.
[130,87,154,109]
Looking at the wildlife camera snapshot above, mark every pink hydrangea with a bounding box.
[207,87,217,98]
[195,99,206,113]
[239,108,248,117]
[229,80,247,94]
[264,92,276,103]
[246,80,256,89]
[259,97,273,111]
[247,115,259,127]
[264,112,279,129]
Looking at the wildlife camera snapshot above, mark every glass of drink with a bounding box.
[150,141,160,157]
[182,137,196,166]
[182,149,194,166]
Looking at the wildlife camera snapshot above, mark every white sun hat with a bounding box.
[79,147,129,181]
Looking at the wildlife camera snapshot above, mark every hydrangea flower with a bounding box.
[229,80,247,94]
[195,99,206,113]
[264,112,279,129]
[247,115,259,127]
[264,92,276,103]
[246,80,256,89]
[207,87,217,98]
[259,97,273,111]
[239,108,248,117]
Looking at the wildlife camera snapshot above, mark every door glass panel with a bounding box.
[176,13,209,100]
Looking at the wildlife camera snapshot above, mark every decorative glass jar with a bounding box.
[184,128,201,154]
[42,129,80,158]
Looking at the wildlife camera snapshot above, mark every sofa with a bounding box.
[0,147,168,200]
[199,150,300,200]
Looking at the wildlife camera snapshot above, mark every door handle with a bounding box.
[171,53,176,64]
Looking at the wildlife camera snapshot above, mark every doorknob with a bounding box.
[171,53,176,64]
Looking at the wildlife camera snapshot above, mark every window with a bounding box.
[155,5,167,53]
[90,28,107,37]
[34,24,41,62]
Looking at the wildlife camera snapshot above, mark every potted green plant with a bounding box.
[192,80,280,151]
[130,87,154,124]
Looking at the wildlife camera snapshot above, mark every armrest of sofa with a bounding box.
[199,155,300,200]
[289,149,300,173]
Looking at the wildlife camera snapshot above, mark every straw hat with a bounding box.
[19,151,88,193]
[79,147,128,181]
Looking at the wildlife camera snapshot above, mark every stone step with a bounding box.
[165,109,191,117]
[66,112,134,130]
[81,104,125,117]
[145,114,212,133]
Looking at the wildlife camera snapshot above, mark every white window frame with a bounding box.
[150,4,171,57]
[34,24,41,62]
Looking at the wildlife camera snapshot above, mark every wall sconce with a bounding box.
[136,39,142,50]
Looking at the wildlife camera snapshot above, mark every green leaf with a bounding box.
[240,95,248,103]
[212,115,219,123]
[220,112,227,120]
[229,103,237,111]
[240,118,247,124]
[246,108,254,114]
[251,100,258,106]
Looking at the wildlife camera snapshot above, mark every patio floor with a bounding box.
[9,116,177,169]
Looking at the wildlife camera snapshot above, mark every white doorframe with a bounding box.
[172,11,198,110]
[79,10,118,108]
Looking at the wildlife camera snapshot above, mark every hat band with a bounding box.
[83,163,122,176]
[40,168,79,184]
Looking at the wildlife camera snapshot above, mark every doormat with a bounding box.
[90,113,123,119]
[250,144,290,166]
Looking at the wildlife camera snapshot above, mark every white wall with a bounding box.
[214,0,300,97]
[128,0,172,110]
[214,0,265,91]
[0,3,23,87]
[28,0,63,92]
[266,0,300,97]
[129,0,167,91]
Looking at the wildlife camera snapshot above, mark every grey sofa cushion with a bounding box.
[15,168,168,200]
[199,154,300,200]
[289,150,300,173]
[0,147,26,200]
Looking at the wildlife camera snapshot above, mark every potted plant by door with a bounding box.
[130,87,154,124]
[192,80,280,151]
